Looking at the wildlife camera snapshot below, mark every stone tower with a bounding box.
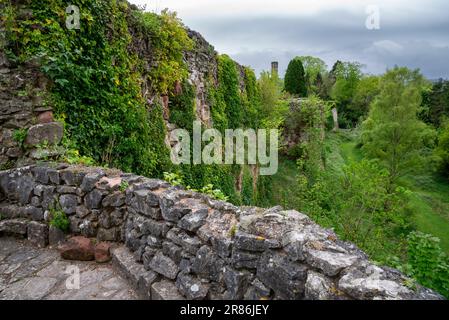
[271,61,279,77]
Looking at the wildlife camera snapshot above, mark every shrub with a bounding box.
[163,172,183,187]
[420,79,449,127]
[49,206,70,233]
[62,149,95,166]
[362,67,435,186]
[299,160,411,261]
[407,231,449,298]
[119,181,129,192]
[13,128,27,149]
[163,172,229,201]
[199,184,229,201]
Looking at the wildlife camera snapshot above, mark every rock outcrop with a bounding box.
[0,164,443,300]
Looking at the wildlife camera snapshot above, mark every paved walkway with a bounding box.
[0,237,137,300]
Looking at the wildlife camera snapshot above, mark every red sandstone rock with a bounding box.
[59,236,95,261]
[95,242,112,263]
[96,176,122,191]
[37,111,54,124]
[174,80,182,95]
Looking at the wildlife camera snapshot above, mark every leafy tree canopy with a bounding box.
[348,75,381,122]
[284,57,307,97]
[362,67,436,185]
[421,79,449,127]
[297,56,328,94]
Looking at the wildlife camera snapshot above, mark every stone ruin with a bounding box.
[0,164,443,300]
[271,61,279,77]
[0,3,444,300]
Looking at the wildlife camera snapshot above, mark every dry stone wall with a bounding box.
[0,52,63,170]
[0,164,443,300]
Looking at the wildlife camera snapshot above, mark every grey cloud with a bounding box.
[180,7,449,78]
[231,43,449,80]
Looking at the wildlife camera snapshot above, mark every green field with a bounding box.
[401,175,449,253]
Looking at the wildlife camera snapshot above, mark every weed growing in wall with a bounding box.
[13,128,27,149]
[49,204,70,233]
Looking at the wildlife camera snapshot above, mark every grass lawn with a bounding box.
[401,174,449,253]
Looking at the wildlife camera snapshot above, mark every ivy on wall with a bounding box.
[131,8,193,95]
[2,0,265,205]
[167,53,262,204]
[169,79,196,132]
[242,66,261,129]
[208,55,243,131]
[2,0,194,178]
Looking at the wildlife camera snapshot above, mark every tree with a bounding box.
[407,232,449,298]
[298,159,410,260]
[284,57,307,96]
[330,61,364,127]
[257,71,287,129]
[435,121,449,178]
[258,71,280,114]
[421,79,449,127]
[362,67,435,186]
[289,96,329,173]
[348,75,381,122]
[297,56,328,94]
[328,60,343,84]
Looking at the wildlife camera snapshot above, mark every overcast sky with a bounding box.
[129,0,449,79]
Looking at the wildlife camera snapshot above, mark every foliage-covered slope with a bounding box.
[0,0,265,204]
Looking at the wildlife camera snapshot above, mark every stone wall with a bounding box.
[164,29,220,148]
[182,28,247,129]
[184,28,218,128]
[0,4,254,196]
[0,164,443,300]
[0,51,63,170]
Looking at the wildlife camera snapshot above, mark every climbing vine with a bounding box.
[169,79,196,132]
[168,56,262,204]
[242,66,261,129]
[212,55,243,130]
[2,0,265,206]
[1,0,195,177]
[131,9,193,95]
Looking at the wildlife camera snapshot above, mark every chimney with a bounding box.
[271,61,279,77]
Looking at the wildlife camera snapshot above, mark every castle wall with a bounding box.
[0,164,442,300]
